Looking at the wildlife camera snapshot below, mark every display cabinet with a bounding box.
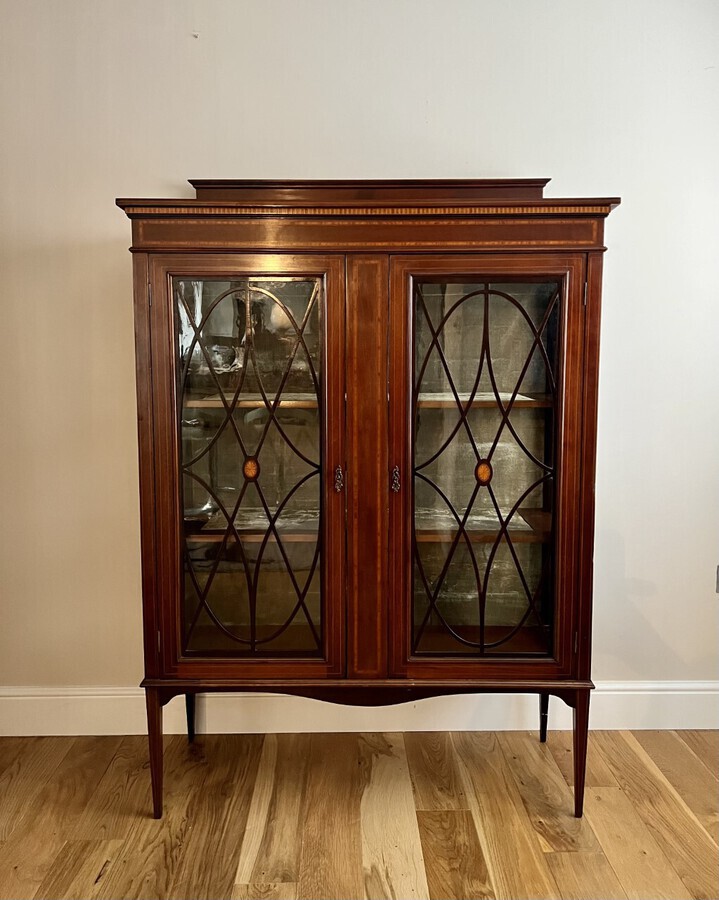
[117,179,619,818]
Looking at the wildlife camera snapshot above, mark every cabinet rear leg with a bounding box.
[573,690,590,818]
[145,688,163,819]
[539,692,549,742]
[185,693,196,743]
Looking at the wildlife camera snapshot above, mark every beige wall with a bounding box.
[1,0,717,694]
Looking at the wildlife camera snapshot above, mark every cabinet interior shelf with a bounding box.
[184,393,318,409]
[184,391,553,410]
[185,507,551,545]
[415,624,549,656]
[416,392,552,409]
[187,531,317,544]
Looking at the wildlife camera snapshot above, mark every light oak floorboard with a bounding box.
[0,731,715,900]
[233,885,298,900]
[583,786,691,900]
[545,851,627,900]
[359,733,430,900]
[236,735,279,883]
[0,736,75,842]
[31,840,123,900]
[405,731,467,810]
[0,737,121,900]
[417,809,494,899]
[676,730,719,778]
[0,737,26,777]
[235,734,309,885]
[452,731,560,900]
[498,731,600,853]
[634,730,719,844]
[71,736,151,841]
[593,731,719,900]
[545,731,618,788]
[170,734,264,900]
[93,736,210,900]
[296,734,365,900]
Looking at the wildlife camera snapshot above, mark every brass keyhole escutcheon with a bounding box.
[391,466,401,493]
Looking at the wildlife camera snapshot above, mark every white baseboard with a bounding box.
[0,681,716,736]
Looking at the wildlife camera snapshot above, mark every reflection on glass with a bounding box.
[412,281,560,656]
[175,277,323,657]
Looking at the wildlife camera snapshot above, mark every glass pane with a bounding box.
[175,277,323,657]
[412,280,560,657]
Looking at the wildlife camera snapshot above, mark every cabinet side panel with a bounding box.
[132,253,160,679]
[346,255,390,677]
[576,252,604,681]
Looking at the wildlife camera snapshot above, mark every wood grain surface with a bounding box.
[545,729,618,788]
[417,809,494,899]
[545,851,626,900]
[592,731,718,900]
[633,730,719,843]
[497,731,601,853]
[0,730,715,900]
[583,786,692,900]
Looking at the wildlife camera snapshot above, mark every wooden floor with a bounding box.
[0,730,716,900]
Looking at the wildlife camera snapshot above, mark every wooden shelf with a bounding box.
[414,624,550,656]
[415,528,546,544]
[184,621,322,657]
[415,507,552,544]
[184,507,319,544]
[417,392,552,409]
[184,507,552,545]
[516,507,552,539]
[184,392,551,410]
[186,531,317,544]
[184,392,318,409]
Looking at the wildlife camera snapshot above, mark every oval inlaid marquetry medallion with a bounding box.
[243,457,260,481]
[475,460,493,485]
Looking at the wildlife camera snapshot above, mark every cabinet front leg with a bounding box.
[185,693,196,743]
[145,688,164,819]
[573,690,590,818]
[539,692,549,742]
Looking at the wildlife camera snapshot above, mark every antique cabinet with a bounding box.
[117,179,619,818]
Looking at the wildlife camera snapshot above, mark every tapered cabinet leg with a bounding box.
[185,693,196,743]
[539,692,549,742]
[573,690,590,818]
[145,688,163,819]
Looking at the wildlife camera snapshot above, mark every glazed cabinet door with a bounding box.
[148,255,345,679]
[388,254,586,679]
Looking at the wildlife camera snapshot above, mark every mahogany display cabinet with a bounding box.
[117,179,619,818]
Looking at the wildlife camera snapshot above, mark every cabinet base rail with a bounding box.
[144,682,592,819]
